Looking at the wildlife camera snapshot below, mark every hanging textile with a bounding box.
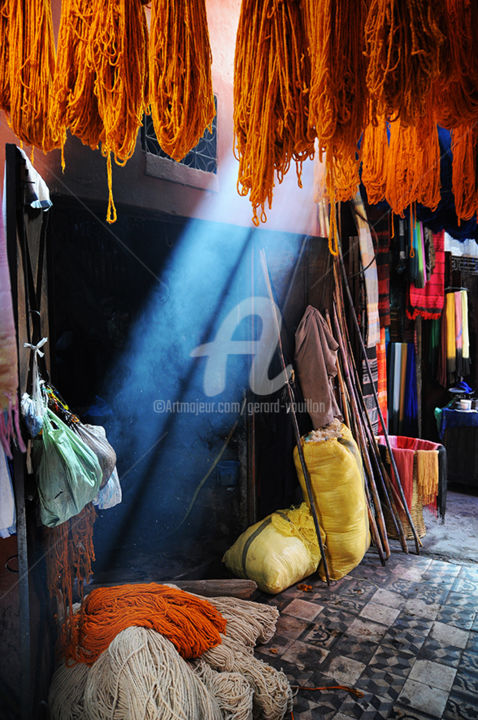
[294,305,342,430]
[461,290,470,377]
[429,318,440,377]
[0,449,15,537]
[454,291,463,378]
[437,297,448,388]
[445,292,456,382]
[416,448,439,508]
[408,230,445,320]
[398,343,408,430]
[0,181,24,458]
[375,226,391,327]
[353,192,380,348]
[362,344,379,434]
[403,343,418,437]
[376,327,387,433]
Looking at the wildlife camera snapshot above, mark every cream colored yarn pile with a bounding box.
[48,594,292,720]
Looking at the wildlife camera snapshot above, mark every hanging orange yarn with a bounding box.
[50,0,105,155]
[149,0,215,163]
[45,503,97,652]
[0,0,9,114]
[384,116,441,217]
[234,0,314,225]
[452,125,478,223]
[364,0,446,125]
[361,115,388,206]
[64,583,227,666]
[434,0,478,129]
[7,0,60,152]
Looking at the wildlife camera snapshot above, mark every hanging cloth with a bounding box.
[445,293,456,383]
[353,192,380,347]
[294,305,343,429]
[437,298,447,388]
[454,291,463,378]
[377,327,388,433]
[362,344,379,434]
[375,226,391,327]
[404,343,418,437]
[0,175,25,458]
[429,319,441,376]
[408,231,445,320]
[399,343,408,431]
[461,290,470,377]
[0,449,15,537]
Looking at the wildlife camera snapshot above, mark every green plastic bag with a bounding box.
[33,407,102,527]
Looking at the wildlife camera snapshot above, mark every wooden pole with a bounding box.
[259,249,331,585]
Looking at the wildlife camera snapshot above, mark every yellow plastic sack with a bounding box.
[222,503,323,594]
[293,424,370,581]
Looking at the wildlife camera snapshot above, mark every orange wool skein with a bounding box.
[364,0,446,125]
[452,125,478,223]
[149,0,215,163]
[0,0,9,114]
[50,0,105,155]
[361,115,388,206]
[434,0,478,129]
[64,583,227,666]
[234,0,314,225]
[7,0,60,152]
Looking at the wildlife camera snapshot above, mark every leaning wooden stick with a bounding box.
[336,242,421,554]
[259,248,331,585]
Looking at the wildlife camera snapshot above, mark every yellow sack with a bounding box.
[294,424,370,581]
[222,503,323,594]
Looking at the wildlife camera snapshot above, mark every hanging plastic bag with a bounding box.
[33,407,102,527]
[93,467,122,510]
[71,423,116,488]
[21,338,48,438]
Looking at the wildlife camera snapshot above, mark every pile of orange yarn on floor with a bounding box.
[64,582,227,665]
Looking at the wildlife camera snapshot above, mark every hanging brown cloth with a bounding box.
[294,305,342,430]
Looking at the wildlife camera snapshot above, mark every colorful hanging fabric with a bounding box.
[445,292,456,382]
[404,343,418,437]
[454,291,463,378]
[0,0,9,115]
[437,297,448,388]
[353,192,380,347]
[0,199,25,458]
[376,327,388,433]
[416,448,439,507]
[373,218,391,327]
[399,343,408,430]
[408,230,445,320]
[362,345,379,434]
[461,290,470,377]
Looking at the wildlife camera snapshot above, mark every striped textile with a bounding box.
[362,344,379,434]
[375,230,391,327]
[377,327,388,433]
[353,192,380,348]
[407,231,445,320]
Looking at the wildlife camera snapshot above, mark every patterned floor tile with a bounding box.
[451,576,478,596]
[458,651,478,675]
[444,691,478,720]
[436,605,476,631]
[355,668,406,703]
[346,617,389,644]
[381,616,433,655]
[326,594,370,615]
[383,578,417,598]
[466,632,478,653]
[292,683,346,719]
[397,678,450,717]
[330,636,378,665]
[451,669,478,700]
[359,601,401,626]
[321,654,366,685]
[367,644,416,678]
[429,621,469,649]
[336,578,381,604]
[401,597,440,621]
[407,582,451,605]
[289,695,326,720]
[282,598,324,622]
[445,591,477,610]
[370,588,405,610]
[408,659,456,692]
[256,630,294,657]
[338,691,394,720]
[254,651,313,686]
[417,636,463,668]
[457,565,478,582]
[391,704,442,719]
[273,613,313,641]
[303,622,344,650]
[279,639,329,670]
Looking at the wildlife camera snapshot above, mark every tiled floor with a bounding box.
[254,550,478,719]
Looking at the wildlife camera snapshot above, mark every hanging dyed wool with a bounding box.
[7,0,59,152]
[234,0,314,225]
[384,117,440,217]
[149,0,215,162]
[64,583,227,666]
[435,0,478,128]
[361,116,388,205]
[451,125,478,223]
[364,0,446,125]
[89,0,149,222]
[0,0,9,114]
[50,0,105,156]
[45,503,96,651]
